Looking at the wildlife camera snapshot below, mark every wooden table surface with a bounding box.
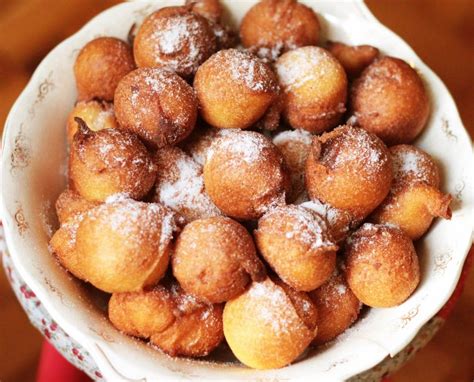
[0,1,472,381]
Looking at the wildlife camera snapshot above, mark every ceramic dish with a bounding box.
[2,0,473,380]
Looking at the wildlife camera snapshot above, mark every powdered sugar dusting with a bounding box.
[320,127,389,178]
[88,200,177,252]
[148,12,210,74]
[263,205,336,251]
[215,49,278,92]
[276,47,331,90]
[391,146,435,187]
[154,147,221,222]
[247,280,299,335]
[207,130,272,165]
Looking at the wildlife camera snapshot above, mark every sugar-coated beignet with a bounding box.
[309,271,361,345]
[203,130,290,220]
[55,188,100,225]
[194,49,279,129]
[276,47,347,133]
[152,146,221,223]
[223,277,318,369]
[240,0,320,61]
[305,125,393,220]
[50,214,86,280]
[74,37,135,101]
[273,129,312,203]
[109,282,224,357]
[186,0,222,22]
[173,216,266,303]
[301,200,357,244]
[69,124,157,202]
[134,6,216,78]
[350,56,430,145]
[371,145,452,240]
[75,200,177,293]
[345,224,420,308]
[66,100,117,144]
[114,68,198,148]
[327,41,379,79]
[255,205,337,291]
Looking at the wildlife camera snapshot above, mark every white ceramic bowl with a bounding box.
[2,1,473,380]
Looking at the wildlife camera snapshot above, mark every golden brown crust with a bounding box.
[305,125,393,220]
[74,200,177,293]
[66,100,117,145]
[114,68,198,148]
[370,145,452,239]
[74,37,135,102]
[194,49,279,129]
[309,272,361,345]
[152,146,221,223]
[109,283,224,357]
[240,0,320,61]
[223,277,317,369]
[327,41,379,79]
[344,224,420,308]
[134,6,217,78]
[49,214,86,280]
[173,216,266,303]
[203,130,290,220]
[275,47,347,133]
[350,56,430,145]
[186,0,223,22]
[255,205,337,291]
[69,125,157,202]
[55,188,100,225]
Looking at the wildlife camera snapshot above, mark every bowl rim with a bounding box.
[2,0,474,380]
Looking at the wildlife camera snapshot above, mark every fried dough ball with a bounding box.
[308,271,361,345]
[173,216,266,303]
[134,6,216,78]
[350,56,430,145]
[186,0,222,22]
[74,37,135,101]
[194,49,279,129]
[301,200,357,244]
[345,224,420,308]
[305,125,393,220]
[75,200,176,293]
[276,47,348,133]
[152,146,221,223]
[272,129,312,202]
[203,130,290,220]
[55,188,100,225]
[114,68,198,148]
[109,282,224,357]
[240,0,320,61]
[255,205,338,291]
[69,123,157,202]
[223,277,318,369]
[327,41,379,79]
[371,145,452,240]
[66,100,118,144]
[50,213,86,280]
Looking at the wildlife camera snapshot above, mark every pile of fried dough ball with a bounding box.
[49,0,453,370]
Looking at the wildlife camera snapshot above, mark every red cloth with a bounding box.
[36,341,91,382]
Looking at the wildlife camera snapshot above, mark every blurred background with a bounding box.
[0,1,472,381]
